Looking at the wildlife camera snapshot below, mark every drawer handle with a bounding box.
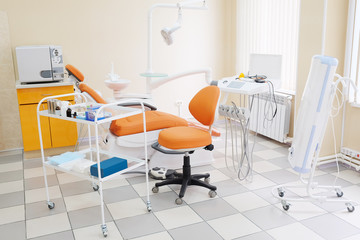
[41,94,53,96]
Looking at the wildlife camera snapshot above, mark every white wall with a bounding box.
[2,0,227,118]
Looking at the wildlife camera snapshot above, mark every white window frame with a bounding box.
[345,0,360,106]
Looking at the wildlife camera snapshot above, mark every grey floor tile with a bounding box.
[103,185,139,204]
[60,180,95,197]
[313,174,353,188]
[190,198,238,220]
[115,213,165,239]
[317,162,349,173]
[192,164,216,174]
[234,231,274,240]
[217,167,243,180]
[214,179,248,197]
[30,231,74,240]
[24,175,58,190]
[212,150,225,159]
[0,153,23,164]
[261,169,299,184]
[142,191,183,212]
[0,221,26,240]
[268,157,291,168]
[0,191,25,208]
[273,146,290,155]
[26,197,66,220]
[169,222,223,240]
[23,158,42,169]
[0,170,23,183]
[126,175,149,185]
[242,205,296,230]
[0,191,24,209]
[68,205,113,229]
[301,213,360,240]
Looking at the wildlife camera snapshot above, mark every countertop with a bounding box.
[16,80,74,89]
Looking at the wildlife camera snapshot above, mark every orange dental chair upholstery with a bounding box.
[151,86,220,204]
[65,64,189,137]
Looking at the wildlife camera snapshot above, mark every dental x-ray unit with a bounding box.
[272,0,357,212]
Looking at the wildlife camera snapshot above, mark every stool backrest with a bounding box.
[189,86,220,126]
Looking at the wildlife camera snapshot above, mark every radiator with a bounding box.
[249,92,292,143]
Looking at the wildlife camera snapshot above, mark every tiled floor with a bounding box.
[1,121,360,239]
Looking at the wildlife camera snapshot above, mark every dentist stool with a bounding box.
[151,86,219,204]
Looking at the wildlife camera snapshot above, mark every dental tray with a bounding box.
[90,157,128,178]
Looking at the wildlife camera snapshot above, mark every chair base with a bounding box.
[154,155,217,200]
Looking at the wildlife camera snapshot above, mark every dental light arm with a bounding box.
[149,67,212,90]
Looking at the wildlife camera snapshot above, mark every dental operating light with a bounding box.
[161,9,182,45]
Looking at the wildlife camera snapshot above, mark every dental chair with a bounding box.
[65,65,219,169]
[151,86,219,204]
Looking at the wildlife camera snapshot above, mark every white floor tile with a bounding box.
[102,177,129,190]
[237,174,276,190]
[331,170,360,184]
[0,180,23,194]
[211,157,235,169]
[63,192,101,211]
[132,181,171,197]
[25,185,62,204]
[275,202,327,221]
[0,161,23,173]
[267,222,324,240]
[207,213,261,240]
[24,166,55,179]
[154,205,203,230]
[73,221,122,240]
[131,231,173,240]
[253,161,281,173]
[341,185,360,203]
[0,205,24,225]
[175,185,218,204]
[107,198,148,220]
[254,149,284,160]
[207,169,231,182]
[258,140,283,149]
[57,172,84,184]
[26,212,71,239]
[224,192,269,212]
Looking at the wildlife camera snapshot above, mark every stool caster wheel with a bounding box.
[175,198,183,205]
[281,200,290,211]
[346,203,355,212]
[209,190,217,198]
[152,186,159,193]
[93,185,99,191]
[204,177,210,184]
[335,188,343,197]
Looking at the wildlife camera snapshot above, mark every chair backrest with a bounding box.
[189,86,220,126]
[78,83,107,104]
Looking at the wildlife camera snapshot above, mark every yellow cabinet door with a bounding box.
[19,103,51,151]
[50,118,78,148]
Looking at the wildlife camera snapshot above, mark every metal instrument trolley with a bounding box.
[37,92,152,237]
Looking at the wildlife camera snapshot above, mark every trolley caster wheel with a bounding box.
[93,185,99,191]
[152,186,159,193]
[47,201,55,209]
[281,200,290,211]
[277,187,285,197]
[147,201,152,212]
[175,198,183,205]
[335,189,343,198]
[204,177,210,184]
[283,204,290,211]
[346,203,355,212]
[209,190,217,198]
[101,224,108,237]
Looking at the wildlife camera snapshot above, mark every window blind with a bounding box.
[236,0,300,92]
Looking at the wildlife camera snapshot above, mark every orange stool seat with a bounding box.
[110,111,188,137]
[158,126,211,149]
